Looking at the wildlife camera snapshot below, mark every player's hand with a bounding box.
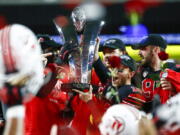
[41,52,53,67]
[54,80,63,90]
[94,37,100,62]
[72,85,93,103]
[160,78,174,90]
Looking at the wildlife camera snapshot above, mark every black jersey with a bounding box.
[104,85,145,109]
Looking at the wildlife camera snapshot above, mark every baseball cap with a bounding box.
[37,34,62,50]
[103,38,125,51]
[120,55,137,71]
[132,34,167,50]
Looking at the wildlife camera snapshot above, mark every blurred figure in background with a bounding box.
[0,102,5,134]
[99,104,157,135]
[24,35,67,135]
[0,24,44,135]
[154,93,180,135]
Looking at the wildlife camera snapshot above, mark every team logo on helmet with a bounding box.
[120,55,131,61]
[143,71,148,78]
[106,39,116,44]
[111,116,125,134]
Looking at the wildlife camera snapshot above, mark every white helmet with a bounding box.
[99,104,141,135]
[156,93,180,133]
[0,24,43,95]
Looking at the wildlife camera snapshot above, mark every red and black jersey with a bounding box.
[136,65,172,104]
[121,86,146,110]
[137,63,180,105]
[104,85,146,110]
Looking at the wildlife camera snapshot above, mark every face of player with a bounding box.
[138,46,153,65]
[111,65,131,87]
[103,48,123,56]
[103,48,124,69]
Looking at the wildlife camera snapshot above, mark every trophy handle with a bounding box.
[81,20,104,83]
[53,16,79,45]
[53,16,82,83]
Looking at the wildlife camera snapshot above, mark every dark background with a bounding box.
[0,2,180,35]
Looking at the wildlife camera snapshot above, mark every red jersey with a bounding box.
[24,64,71,135]
[70,95,110,135]
[91,69,102,87]
[137,65,173,104]
[161,69,180,93]
[24,96,60,135]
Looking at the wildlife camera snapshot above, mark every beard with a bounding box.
[140,51,153,66]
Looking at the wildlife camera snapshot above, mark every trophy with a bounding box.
[54,6,104,91]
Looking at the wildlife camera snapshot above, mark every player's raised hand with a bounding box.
[94,37,101,62]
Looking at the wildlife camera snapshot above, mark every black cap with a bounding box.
[120,55,136,71]
[37,34,62,49]
[132,34,167,50]
[103,38,125,51]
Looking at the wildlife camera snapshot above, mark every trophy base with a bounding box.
[61,83,90,92]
